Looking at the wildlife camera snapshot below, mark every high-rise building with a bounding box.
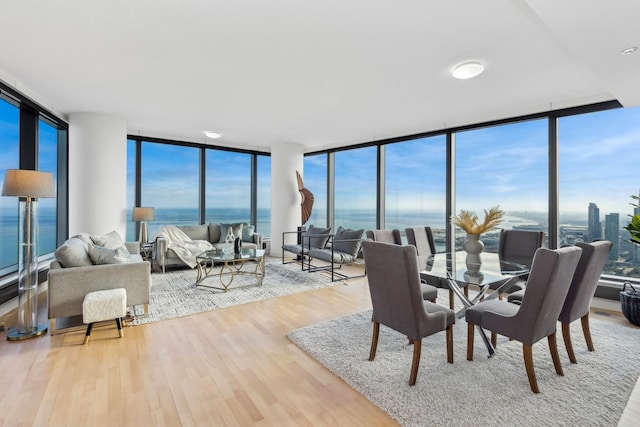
[588,202,602,242]
[605,213,619,260]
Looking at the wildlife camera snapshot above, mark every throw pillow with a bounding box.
[219,223,243,243]
[332,226,364,257]
[303,225,332,248]
[54,237,93,268]
[242,224,255,242]
[90,230,126,250]
[88,244,131,265]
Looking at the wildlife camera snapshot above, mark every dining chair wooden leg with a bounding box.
[467,323,475,361]
[446,324,454,363]
[523,344,540,394]
[449,290,454,309]
[548,332,564,376]
[491,332,497,348]
[409,338,422,386]
[369,321,380,361]
[561,321,577,363]
[581,313,594,352]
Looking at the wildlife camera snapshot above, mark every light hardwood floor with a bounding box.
[0,263,638,426]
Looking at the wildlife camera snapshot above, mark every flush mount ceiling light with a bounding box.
[619,46,638,55]
[204,131,222,139]
[452,61,485,79]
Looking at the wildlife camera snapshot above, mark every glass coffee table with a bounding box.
[195,248,266,291]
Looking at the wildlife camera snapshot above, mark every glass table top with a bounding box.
[419,251,528,286]
[197,248,265,262]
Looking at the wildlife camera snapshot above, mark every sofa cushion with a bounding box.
[301,225,331,248]
[332,226,364,257]
[178,224,209,241]
[219,223,243,243]
[54,237,93,268]
[242,224,255,242]
[90,230,126,249]
[208,223,222,243]
[88,244,131,265]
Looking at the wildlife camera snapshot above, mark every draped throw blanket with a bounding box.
[154,225,213,268]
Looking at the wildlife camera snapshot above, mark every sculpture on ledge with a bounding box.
[296,170,314,225]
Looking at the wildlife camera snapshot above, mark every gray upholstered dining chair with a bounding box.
[508,240,612,363]
[497,229,545,272]
[367,229,438,303]
[465,246,583,393]
[362,240,455,386]
[405,226,458,308]
[405,226,437,257]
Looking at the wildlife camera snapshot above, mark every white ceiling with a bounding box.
[0,0,638,153]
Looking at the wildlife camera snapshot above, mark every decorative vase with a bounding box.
[463,233,484,271]
[234,237,242,254]
[225,228,235,243]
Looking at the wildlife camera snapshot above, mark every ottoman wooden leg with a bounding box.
[116,318,124,338]
[84,323,94,344]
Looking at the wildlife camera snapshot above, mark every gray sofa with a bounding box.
[47,232,152,335]
[154,222,263,272]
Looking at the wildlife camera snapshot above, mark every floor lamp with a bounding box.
[2,169,55,341]
[132,207,155,243]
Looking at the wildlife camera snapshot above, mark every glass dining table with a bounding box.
[419,251,528,357]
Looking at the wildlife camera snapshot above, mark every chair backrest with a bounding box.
[558,240,612,323]
[362,241,445,338]
[405,227,436,257]
[365,229,402,244]
[501,246,582,344]
[498,229,545,268]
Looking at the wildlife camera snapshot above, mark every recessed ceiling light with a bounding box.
[204,131,222,139]
[620,46,638,55]
[452,62,485,79]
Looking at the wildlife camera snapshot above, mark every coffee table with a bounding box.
[195,248,266,291]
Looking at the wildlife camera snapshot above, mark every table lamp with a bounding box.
[2,169,55,340]
[132,207,155,243]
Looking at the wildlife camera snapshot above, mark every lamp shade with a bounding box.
[2,169,55,198]
[132,207,155,221]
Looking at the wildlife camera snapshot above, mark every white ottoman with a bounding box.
[82,288,127,344]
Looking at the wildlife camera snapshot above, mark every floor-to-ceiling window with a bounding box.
[0,97,20,273]
[205,149,251,225]
[558,106,640,278]
[141,142,200,238]
[125,139,136,241]
[257,154,271,237]
[454,119,548,252]
[128,138,271,239]
[385,135,447,247]
[303,153,328,228]
[37,118,58,256]
[334,146,377,232]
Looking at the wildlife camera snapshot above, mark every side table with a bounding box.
[140,242,154,262]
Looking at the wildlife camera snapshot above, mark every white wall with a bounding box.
[68,113,127,237]
[270,142,304,255]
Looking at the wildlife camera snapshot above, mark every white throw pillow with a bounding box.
[88,243,131,265]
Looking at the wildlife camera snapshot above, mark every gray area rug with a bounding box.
[131,260,340,325]
[288,295,640,426]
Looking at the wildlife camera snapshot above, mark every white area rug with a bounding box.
[288,296,640,426]
[131,260,341,325]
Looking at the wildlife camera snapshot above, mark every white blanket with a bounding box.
[154,225,213,268]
